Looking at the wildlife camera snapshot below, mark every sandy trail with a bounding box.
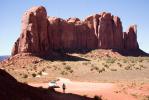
[29,78,149,100]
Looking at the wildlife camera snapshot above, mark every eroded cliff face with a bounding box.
[12,6,139,56]
[124,25,139,50]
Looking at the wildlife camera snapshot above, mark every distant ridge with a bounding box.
[0,56,9,61]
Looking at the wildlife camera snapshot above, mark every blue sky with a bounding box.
[0,0,149,55]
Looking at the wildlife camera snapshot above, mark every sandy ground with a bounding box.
[28,78,149,100]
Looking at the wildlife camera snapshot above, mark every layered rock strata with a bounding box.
[12,6,139,56]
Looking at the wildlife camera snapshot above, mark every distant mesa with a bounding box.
[11,6,147,57]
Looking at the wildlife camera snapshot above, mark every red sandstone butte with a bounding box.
[12,6,140,56]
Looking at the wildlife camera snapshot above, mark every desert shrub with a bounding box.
[110,68,117,71]
[131,64,135,66]
[94,67,99,70]
[144,96,149,100]
[65,66,71,71]
[90,66,99,71]
[69,70,73,73]
[90,68,94,71]
[139,65,146,69]
[62,62,66,65]
[38,71,42,75]
[138,59,143,62]
[106,58,116,64]
[47,66,51,68]
[94,95,102,100]
[32,73,36,77]
[131,60,135,63]
[42,68,46,72]
[23,74,28,78]
[60,71,68,75]
[33,66,37,70]
[98,68,105,73]
[117,62,122,67]
[103,64,109,68]
[91,66,105,73]
[53,65,57,70]
[82,62,90,66]
[124,65,132,70]
[135,67,141,70]
[102,63,109,68]
[123,59,127,63]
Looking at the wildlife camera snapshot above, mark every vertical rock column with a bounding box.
[124,25,139,50]
[12,6,49,56]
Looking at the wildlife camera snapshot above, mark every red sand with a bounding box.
[29,78,149,100]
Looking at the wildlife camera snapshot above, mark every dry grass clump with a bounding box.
[106,58,116,64]
[90,66,105,73]
[110,68,117,71]
[117,62,122,67]
[60,71,68,75]
[22,74,28,78]
[124,65,132,70]
[102,63,110,68]
[82,61,91,66]
[32,73,36,77]
[64,65,73,73]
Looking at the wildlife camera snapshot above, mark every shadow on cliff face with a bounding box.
[0,69,101,100]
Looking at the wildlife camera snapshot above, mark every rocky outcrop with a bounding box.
[124,25,139,50]
[12,6,49,56]
[12,6,141,56]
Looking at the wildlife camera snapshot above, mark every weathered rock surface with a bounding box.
[124,25,139,50]
[12,6,141,56]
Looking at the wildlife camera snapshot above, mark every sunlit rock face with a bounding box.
[12,6,139,56]
[124,25,139,50]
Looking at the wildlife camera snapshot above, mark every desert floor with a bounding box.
[29,77,149,100]
[1,50,149,100]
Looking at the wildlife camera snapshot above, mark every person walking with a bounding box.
[62,83,66,93]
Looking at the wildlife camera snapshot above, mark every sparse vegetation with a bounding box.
[94,95,102,100]
[103,63,109,68]
[82,61,90,66]
[124,65,132,70]
[62,62,66,65]
[106,58,116,64]
[123,59,127,63]
[90,66,105,74]
[65,66,71,71]
[98,68,105,73]
[61,71,68,75]
[110,68,117,71]
[32,73,36,77]
[1,49,149,86]
[139,64,146,69]
[117,62,122,67]
[38,71,42,75]
[23,74,28,78]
